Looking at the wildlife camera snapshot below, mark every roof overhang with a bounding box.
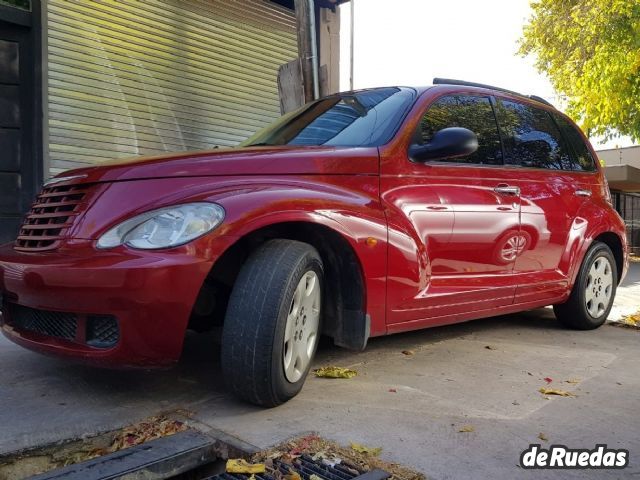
[604,165,640,192]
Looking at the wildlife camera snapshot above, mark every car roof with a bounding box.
[336,84,555,110]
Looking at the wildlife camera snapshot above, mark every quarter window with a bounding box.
[552,113,597,171]
[418,95,503,165]
[495,100,571,170]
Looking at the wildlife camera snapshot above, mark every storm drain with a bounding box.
[205,455,391,480]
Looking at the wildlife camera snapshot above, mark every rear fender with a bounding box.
[566,199,628,288]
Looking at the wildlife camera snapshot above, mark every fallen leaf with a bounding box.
[401,350,414,356]
[226,459,266,474]
[539,387,575,397]
[622,311,640,326]
[565,378,581,384]
[314,366,357,379]
[484,345,497,350]
[350,442,382,456]
[538,432,548,442]
[544,377,553,384]
[388,388,397,393]
[285,469,302,480]
[458,425,475,433]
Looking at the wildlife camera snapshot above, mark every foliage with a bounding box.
[520,0,640,141]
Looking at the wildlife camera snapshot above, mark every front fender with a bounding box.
[208,177,388,337]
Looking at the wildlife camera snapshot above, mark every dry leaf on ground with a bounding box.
[226,459,266,474]
[484,345,497,350]
[350,442,382,456]
[539,387,575,397]
[565,378,581,384]
[314,366,357,379]
[108,416,186,452]
[401,350,414,356]
[538,432,548,441]
[458,425,475,433]
[622,311,640,327]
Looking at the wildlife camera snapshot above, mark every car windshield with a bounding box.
[239,87,417,148]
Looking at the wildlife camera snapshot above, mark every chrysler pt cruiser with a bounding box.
[0,79,628,406]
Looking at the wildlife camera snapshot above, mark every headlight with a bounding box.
[97,203,225,250]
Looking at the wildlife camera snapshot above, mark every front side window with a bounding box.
[552,113,597,171]
[495,100,571,170]
[417,95,503,165]
[240,87,417,148]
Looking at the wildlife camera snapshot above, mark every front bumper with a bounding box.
[0,237,232,367]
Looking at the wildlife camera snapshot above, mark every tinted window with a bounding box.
[418,95,503,164]
[495,100,571,170]
[553,113,597,171]
[240,87,416,148]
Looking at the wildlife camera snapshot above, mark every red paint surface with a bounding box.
[0,85,628,366]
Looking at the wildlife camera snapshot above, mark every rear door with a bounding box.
[383,94,521,324]
[493,98,594,303]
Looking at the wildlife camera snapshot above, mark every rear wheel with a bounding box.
[553,241,617,330]
[221,239,322,406]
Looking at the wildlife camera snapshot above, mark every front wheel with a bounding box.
[553,241,617,330]
[221,239,323,407]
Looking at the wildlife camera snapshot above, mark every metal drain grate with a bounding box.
[206,455,390,480]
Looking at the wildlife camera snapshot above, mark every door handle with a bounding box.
[494,185,520,196]
[426,205,449,211]
[575,189,592,197]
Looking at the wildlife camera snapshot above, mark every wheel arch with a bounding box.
[192,220,371,350]
[592,231,625,282]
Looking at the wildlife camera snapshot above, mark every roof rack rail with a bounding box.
[432,78,554,107]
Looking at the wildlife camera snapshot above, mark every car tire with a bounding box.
[221,239,323,407]
[553,241,617,330]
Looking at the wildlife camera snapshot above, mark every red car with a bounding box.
[0,79,628,406]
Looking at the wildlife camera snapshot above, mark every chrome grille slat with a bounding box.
[14,184,91,252]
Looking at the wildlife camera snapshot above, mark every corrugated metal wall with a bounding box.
[47,0,298,175]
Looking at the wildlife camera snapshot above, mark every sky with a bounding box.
[338,0,634,150]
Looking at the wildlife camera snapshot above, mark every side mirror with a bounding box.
[409,127,478,162]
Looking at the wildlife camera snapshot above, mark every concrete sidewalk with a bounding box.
[1,266,639,479]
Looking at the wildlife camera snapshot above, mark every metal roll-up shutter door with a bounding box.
[47,0,298,175]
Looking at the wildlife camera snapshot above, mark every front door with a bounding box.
[383,94,520,324]
[0,1,43,245]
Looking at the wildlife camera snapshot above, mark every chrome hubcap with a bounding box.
[502,234,527,261]
[283,271,321,383]
[585,256,613,318]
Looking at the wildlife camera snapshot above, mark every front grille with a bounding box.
[206,455,390,480]
[87,315,120,348]
[7,303,77,341]
[15,184,92,252]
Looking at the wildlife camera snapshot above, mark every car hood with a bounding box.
[50,146,380,184]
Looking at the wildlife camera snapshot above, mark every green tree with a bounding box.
[520,0,640,141]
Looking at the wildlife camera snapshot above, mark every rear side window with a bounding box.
[418,95,503,165]
[495,100,571,170]
[552,114,597,171]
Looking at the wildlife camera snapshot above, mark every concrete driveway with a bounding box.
[2,267,639,479]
